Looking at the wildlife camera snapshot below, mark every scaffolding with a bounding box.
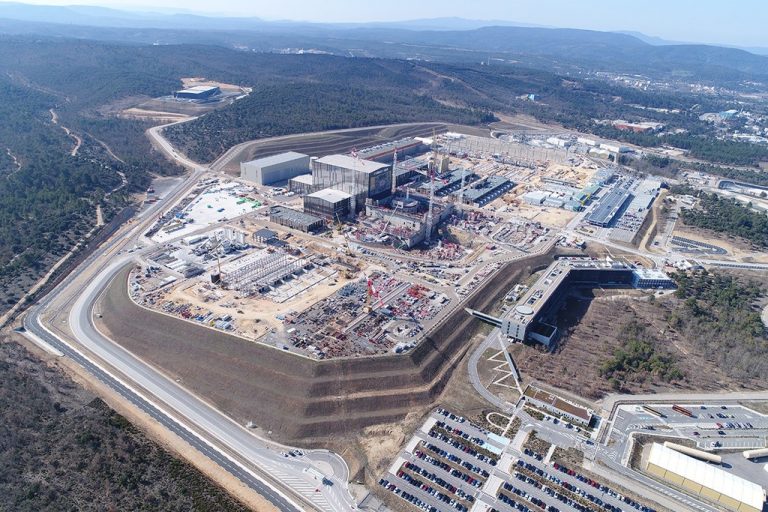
[222,252,311,293]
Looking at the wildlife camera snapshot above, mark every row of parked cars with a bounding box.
[420,444,484,489]
[427,428,498,466]
[516,460,595,512]
[388,469,470,512]
[500,481,558,512]
[415,447,489,480]
[551,460,655,512]
[401,461,476,503]
[378,479,440,512]
[435,420,490,452]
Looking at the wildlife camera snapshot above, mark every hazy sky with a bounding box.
[16,0,768,47]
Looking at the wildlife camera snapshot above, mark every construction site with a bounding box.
[99,242,559,447]
[129,129,629,364]
[132,202,465,358]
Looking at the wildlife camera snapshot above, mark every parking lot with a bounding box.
[606,402,768,507]
[612,403,768,451]
[381,409,658,512]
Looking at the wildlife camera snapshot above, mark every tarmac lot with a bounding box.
[610,402,768,492]
[612,403,768,452]
[381,409,658,512]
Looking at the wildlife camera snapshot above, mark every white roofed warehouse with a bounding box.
[645,443,766,512]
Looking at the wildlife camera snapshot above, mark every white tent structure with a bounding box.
[646,443,766,512]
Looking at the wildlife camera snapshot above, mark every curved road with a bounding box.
[69,259,349,512]
[23,121,357,511]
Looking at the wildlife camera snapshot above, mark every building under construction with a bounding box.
[219,249,315,295]
[303,188,353,220]
[362,194,454,248]
[269,206,324,232]
[310,154,392,212]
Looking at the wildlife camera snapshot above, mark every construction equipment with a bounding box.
[425,131,438,244]
[365,276,383,313]
[391,148,398,195]
[377,203,403,238]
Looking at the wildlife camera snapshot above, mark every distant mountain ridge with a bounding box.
[0,2,766,86]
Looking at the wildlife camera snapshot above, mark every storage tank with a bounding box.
[663,441,722,464]
[742,447,768,460]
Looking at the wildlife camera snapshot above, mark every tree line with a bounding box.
[678,192,768,248]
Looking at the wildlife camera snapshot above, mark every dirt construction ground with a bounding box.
[97,250,558,478]
[217,123,447,174]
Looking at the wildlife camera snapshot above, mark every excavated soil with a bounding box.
[98,251,557,446]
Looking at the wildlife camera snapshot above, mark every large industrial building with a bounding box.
[462,176,515,206]
[268,205,324,233]
[427,169,478,197]
[645,443,766,512]
[357,138,427,163]
[586,187,633,227]
[288,174,316,195]
[468,257,675,346]
[303,188,352,220]
[173,85,221,100]
[240,152,311,186]
[311,155,392,211]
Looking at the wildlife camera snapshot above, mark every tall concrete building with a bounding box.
[303,188,352,220]
[240,152,311,186]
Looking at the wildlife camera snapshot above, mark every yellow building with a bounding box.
[645,443,765,512]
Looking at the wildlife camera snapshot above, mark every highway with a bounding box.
[23,121,357,511]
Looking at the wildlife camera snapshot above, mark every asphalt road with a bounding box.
[23,122,357,511]
[24,308,302,511]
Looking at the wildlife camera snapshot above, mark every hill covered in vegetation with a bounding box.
[679,193,768,248]
[0,340,249,511]
[669,271,767,379]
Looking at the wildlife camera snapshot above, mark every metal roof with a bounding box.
[648,443,765,510]
[269,205,322,225]
[243,151,309,168]
[307,188,352,203]
[253,228,277,240]
[586,187,632,226]
[523,191,549,202]
[315,154,390,174]
[289,174,314,184]
[633,268,672,281]
[176,85,219,94]
[463,176,512,201]
[358,138,425,158]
